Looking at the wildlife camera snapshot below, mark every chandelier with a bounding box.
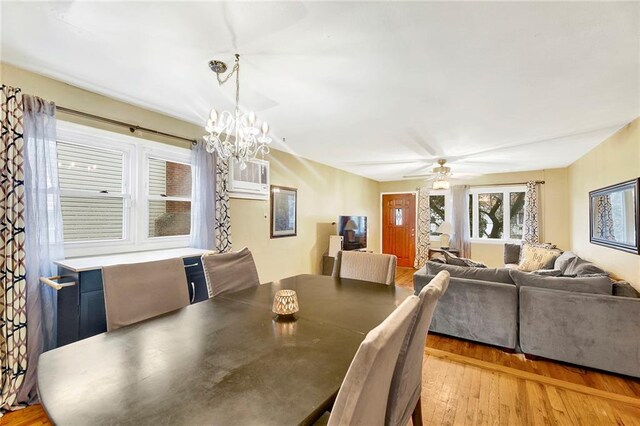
[204,54,272,170]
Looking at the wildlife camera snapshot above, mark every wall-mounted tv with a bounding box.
[338,215,367,251]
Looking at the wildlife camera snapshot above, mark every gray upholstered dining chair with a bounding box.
[326,295,420,426]
[201,247,260,297]
[386,271,450,426]
[331,251,398,285]
[102,258,190,331]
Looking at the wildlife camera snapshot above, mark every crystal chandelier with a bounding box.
[204,54,272,170]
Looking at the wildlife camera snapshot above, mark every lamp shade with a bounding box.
[343,219,358,231]
[437,221,453,235]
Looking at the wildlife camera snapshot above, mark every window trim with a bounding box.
[469,185,526,244]
[58,121,192,257]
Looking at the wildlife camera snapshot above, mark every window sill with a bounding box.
[64,236,190,258]
[470,238,523,245]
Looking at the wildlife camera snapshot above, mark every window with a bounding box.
[146,157,192,238]
[57,121,192,257]
[469,187,526,241]
[58,142,129,242]
[429,195,446,235]
[428,192,451,237]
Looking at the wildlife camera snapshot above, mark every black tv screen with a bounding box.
[338,215,367,251]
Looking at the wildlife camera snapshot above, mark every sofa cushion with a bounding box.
[503,243,521,265]
[509,270,612,295]
[426,261,513,284]
[517,244,562,272]
[613,281,640,298]
[442,251,487,268]
[554,251,608,276]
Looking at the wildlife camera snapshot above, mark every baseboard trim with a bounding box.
[424,347,640,408]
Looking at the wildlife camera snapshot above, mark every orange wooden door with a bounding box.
[382,193,416,268]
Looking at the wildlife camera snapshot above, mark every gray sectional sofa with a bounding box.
[414,252,640,378]
[415,262,519,350]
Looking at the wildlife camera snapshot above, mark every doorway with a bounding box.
[382,193,416,268]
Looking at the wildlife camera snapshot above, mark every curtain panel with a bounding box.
[0,85,28,411]
[523,181,540,244]
[214,156,232,253]
[450,185,471,258]
[190,139,217,250]
[414,187,431,269]
[17,94,64,404]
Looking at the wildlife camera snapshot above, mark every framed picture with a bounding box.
[270,185,297,238]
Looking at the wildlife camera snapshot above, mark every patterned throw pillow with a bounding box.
[442,251,487,268]
[517,244,562,272]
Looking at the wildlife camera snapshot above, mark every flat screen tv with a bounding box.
[338,215,367,251]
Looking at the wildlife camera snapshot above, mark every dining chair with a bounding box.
[326,295,420,426]
[331,251,398,285]
[386,270,450,426]
[201,247,260,297]
[102,257,190,331]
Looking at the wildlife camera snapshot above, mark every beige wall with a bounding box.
[568,118,640,289]
[379,168,570,267]
[1,63,380,283]
[233,150,380,283]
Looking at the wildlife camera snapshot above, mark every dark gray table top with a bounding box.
[38,274,412,426]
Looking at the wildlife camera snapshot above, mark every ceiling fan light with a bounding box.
[432,176,450,190]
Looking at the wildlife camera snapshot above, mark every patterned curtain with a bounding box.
[523,181,540,244]
[413,187,431,269]
[0,85,28,411]
[595,195,615,240]
[214,156,232,253]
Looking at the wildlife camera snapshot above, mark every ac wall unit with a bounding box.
[228,159,270,200]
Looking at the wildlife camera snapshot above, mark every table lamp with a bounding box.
[437,221,453,249]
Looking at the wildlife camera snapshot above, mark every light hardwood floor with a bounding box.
[4,267,640,425]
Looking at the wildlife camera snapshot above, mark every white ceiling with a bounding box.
[1,1,639,181]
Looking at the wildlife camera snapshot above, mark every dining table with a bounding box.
[37,274,412,425]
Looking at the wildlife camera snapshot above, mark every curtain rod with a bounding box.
[415,180,545,191]
[56,105,198,146]
[470,180,545,187]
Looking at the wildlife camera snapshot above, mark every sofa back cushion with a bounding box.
[509,270,612,295]
[426,261,513,284]
[554,251,608,276]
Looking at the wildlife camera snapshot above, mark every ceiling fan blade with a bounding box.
[402,173,437,179]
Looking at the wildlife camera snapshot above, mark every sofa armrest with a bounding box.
[414,269,518,349]
[520,286,640,378]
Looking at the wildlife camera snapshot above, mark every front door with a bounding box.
[382,193,416,268]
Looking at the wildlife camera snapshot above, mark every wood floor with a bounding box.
[4,267,640,425]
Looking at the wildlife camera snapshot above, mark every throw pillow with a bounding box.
[509,270,613,295]
[503,243,521,265]
[517,244,562,272]
[426,261,514,284]
[442,251,487,268]
[613,281,640,298]
[555,252,609,277]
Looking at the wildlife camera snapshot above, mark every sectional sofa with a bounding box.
[414,253,640,378]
